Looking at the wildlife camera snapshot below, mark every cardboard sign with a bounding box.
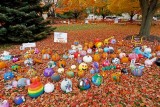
[54,32,67,43]
[20,43,36,50]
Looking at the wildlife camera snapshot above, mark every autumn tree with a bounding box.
[93,0,110,19]
[108,0,140,21]
[57,0,87,20]
[139,0,160,37]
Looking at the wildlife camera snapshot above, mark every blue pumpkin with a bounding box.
[78,78,91,90]
[14,95,25,105]
[4,72,14,80]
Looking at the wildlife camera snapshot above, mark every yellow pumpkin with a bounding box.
[41,49,46,54]
[121,57,129,64]
[52,52,60,61]
[111,72,121,82]
[88,42,94,48]
[93,53,101,62]
[77,70,85,78]
[0,61,7,69]
[58,59,66,68]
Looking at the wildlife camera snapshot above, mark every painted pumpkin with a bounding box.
[102,53,108,59]
[79,50,87,56]
[27,68,37,77]
[83,55,93,63]
[57,68,64,74]
[66,70,74,78]
[88,42,94,48]
[121,57,129,64]
[74,52,80,58]
[52,53,60,61]
[58,59,66,68]
[78,70,85,78]
[93,53,101,62]
[43,54,50,60]
[111,72,121,82]
[78,62,88,71]
[31,76,40,83]
[119,53,126,59]
[87,48,92,54]
[110,54,117,58]
[44,83,54,93]
[0,61,7,69]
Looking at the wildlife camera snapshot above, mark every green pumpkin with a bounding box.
[66,71,74,78]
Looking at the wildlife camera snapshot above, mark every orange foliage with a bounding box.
[108,0,140,14]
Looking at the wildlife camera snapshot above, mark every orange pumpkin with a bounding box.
[102,53,108,59]
[58,59,66,68]
[110,54,117,58]
[16,75,23,80]
[156,45,160,51]
[34,58,43,64]
[0,61,7,69]
[41,49,46,54]
[88,42,93,48]
[52,52,60,61]
[31,76,40,83]
[121,57,129,64]
[77,70,85,78]
[100,71,107,78]
[117,41,123,46]
[115,49,121,54]
[98,48,103,53]
[47,48,52,55]
[83,46,88,51]
[93,53,101,62]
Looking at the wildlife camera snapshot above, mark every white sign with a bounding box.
[54,32,67,43]
[20,43,36,50]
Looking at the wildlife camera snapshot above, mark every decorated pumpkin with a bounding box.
[44,83,54,93]
[51,73,61,82]
[0,100,9,107]
[14,95,25,105]
[102,53,108,59]
[42,54,50,60]
[93,53,101,62]
[78,70,85,78]
[47,61,56,68]
[66,70,74,78]
[92,74,103,86]
[52,52,60,61]
[87,48,92,54]
[57,68,64,74]
[61,78,72,93]
[58,59,66,68]
[119,53,126,59]
[4,72,14,80]
[111,72,121,82]
[0,61,7,69]
[11,64,21,71]
[31,76,40,83]
[78,78,91,90]
[83,55,93,63]
[110,54,117,58]
[27,68,37,77]
[44,68,54,77]
[121,57,129,64]
[78,62,88,71]
[79,50,87,56]
[112,58,120,64]
[74,52,80,58]
[88,42,94,48]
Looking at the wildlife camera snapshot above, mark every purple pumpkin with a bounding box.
[79,50,87,57]
[44,68,54,77]
[0,100,9,107]
[12,57,19,63]
[91,62,99,69]
[77,57,83,64]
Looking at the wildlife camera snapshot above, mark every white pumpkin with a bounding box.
[44,83,54,93]
[119,53,126,59]
[144,57,157,67]
[71,45,76,50]
[57,68,64,74]
[144,47,151,53]
[83,55,93,63]
[71,65,76,70]
[61,78,72,93]
[87,48,92,54]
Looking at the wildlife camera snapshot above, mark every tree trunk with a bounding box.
[138,0,158,37]
[130,11,134,22]
[139,12,154,37]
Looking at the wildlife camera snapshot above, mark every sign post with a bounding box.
[54,32,67,43]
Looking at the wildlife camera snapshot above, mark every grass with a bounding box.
[0,44,13,51]
[54,23,108,32]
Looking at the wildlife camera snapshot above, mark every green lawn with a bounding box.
[0,44,13,51]
[54,23,108,32]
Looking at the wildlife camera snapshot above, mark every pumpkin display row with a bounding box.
[0,38,160,106]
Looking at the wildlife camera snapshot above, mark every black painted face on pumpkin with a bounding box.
[79,63,88,71]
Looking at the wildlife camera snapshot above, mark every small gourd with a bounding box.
[52,52,60,61]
